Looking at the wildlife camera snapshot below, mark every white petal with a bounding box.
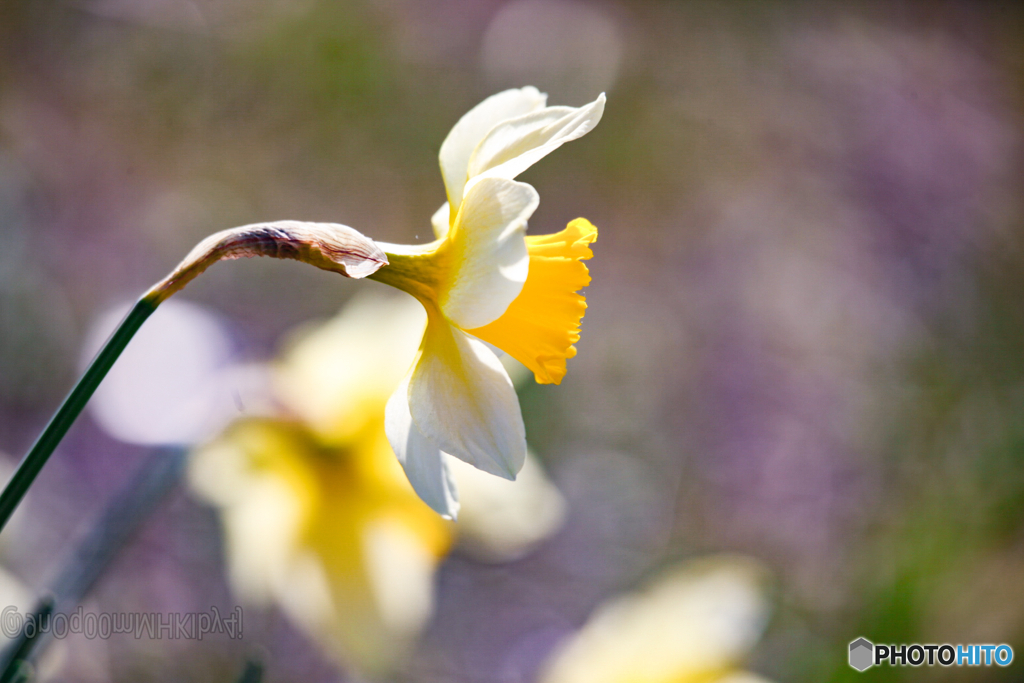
[430,201,451,239]
[385,373,460,519]
[469,93,606,183]
[439,177,535,330]
[440,86,547,209]
[447,451,565,562]
[408,320,526,479]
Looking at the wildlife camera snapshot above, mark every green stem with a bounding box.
[0,298,157,533]
[0,597,54,683]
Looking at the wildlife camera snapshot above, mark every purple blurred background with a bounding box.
[2,1,1024,681]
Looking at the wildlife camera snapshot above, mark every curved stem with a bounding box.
[0,298,157,533]
[0,220,386,536]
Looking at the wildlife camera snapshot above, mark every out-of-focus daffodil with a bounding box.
[539,556,773,683]
[369,87,604,517]
[189,293,565,675]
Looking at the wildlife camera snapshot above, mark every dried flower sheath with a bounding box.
[144,220,388,305]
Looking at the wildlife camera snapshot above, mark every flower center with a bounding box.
[368,241,452,309]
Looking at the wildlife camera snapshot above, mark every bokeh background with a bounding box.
[2,0,1024,681]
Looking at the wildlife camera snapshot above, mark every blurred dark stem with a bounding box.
[0,598,52,683]
[235,659,264,683]
[0,298,157,534]
[51,447,187,604]
[0,447,187,677]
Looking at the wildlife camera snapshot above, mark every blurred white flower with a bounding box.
[82,299,270,446]
[446,454,565,563]
[539,556,773,683]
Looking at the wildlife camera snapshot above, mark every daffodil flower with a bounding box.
[369,87,604,518]
[539,557,773,683]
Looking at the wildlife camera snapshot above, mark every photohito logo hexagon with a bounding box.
[849,638,874,671]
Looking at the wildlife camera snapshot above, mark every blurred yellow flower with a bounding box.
[539,557,773,683]
[189,293,565,675]
[370,87,604,517]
